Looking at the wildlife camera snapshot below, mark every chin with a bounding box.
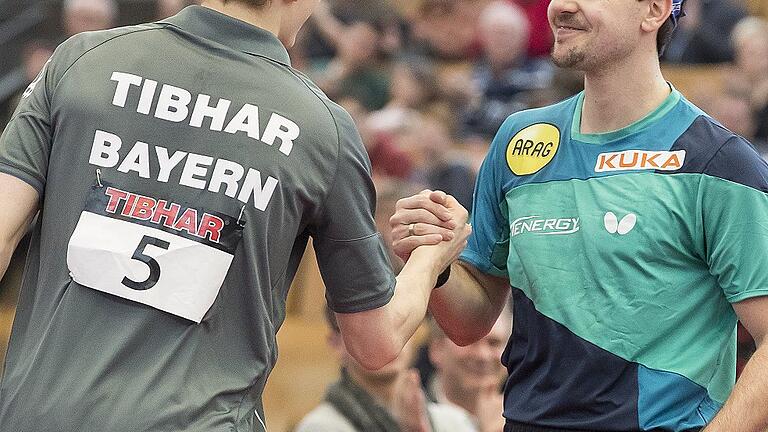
[551,46,587,69]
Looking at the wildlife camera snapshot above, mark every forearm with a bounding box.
[386,250,443,350]
[338,247,440,370]
[429,261,509,346]
[703,343,768,431]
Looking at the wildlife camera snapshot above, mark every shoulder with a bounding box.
[484,94,578,161]
[284,68,359,143]
[47,24,165,84]
[671,107,768,193]
[54,24,164,67]
[295,402,357,432]
[496,93,580,138]
[427,402,479,432]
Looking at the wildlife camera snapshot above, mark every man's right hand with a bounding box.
[389,189,470,263]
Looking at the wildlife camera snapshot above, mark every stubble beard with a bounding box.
[551,44,588,70]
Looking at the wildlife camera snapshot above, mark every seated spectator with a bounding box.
[731,16,768,143]
[312,11,391,111]
[62,0,118,37]
[300,0,402,61]
[367,56,444,134]
[460,1,554,138]
[410,0,488,60]
[706,88,768,158]
[663,0,747,63]
[395,116,477,210]
[295,308,478,432]
[421,308,512,432]
[336,96,414,180]
[1,40,55,129]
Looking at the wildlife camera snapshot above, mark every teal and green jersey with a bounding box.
[460,88,768,431]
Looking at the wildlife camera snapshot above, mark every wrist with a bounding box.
[435,265,451,289]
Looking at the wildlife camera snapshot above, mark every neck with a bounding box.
[347,367,400,409]
[433,375,477,415]
[200,0,281,37]
[580,47,670,134]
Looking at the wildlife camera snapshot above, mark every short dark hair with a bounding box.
[656,0,687,56]
[656,16,677,56]
[222,0,270,7]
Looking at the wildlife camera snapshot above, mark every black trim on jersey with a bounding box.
[502,288,639,431]
[504,421,702,432]
[660,116,768,193]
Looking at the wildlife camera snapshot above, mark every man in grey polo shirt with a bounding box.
[0,1,469,430]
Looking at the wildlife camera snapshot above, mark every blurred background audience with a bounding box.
[416,308,512,432]
[1,0,767,430]
[295,307,478,432]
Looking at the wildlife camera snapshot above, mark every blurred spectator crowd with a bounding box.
[1,0,768,430]
[3,0,768,201]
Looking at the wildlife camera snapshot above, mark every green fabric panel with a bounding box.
[503,173,766,403]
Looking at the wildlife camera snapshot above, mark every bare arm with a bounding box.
[429,260,510,346]
[336,195,471,370]
[703,296,768,432]
[0,173,39,280]
[390,190,510,346]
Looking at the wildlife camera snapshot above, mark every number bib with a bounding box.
[67,183,244,323]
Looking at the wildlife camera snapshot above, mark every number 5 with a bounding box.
[122,235,170,291]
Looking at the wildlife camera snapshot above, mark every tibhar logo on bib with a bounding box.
[595,150,685,172]
[67,182,243,323]
[510,216,580,238]
[506,123,561,175]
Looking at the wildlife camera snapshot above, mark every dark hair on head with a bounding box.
[657,0,686,56]
[656,16,677,56]
[222,0,270,6]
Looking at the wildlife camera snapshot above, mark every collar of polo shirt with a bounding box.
[162,5,292,67]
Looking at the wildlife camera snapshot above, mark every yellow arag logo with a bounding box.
[506,124,560,175]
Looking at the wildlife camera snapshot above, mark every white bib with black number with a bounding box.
[67,183,244,323]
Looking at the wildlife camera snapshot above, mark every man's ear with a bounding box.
[641,0,673,33]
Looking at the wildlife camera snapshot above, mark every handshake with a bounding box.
[388,189,472,280]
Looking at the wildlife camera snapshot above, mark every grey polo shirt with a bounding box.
[0,6,394,431]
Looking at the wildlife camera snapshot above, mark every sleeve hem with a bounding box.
[459,249,507,278]
[727,289,768,304]
[0,163,44,196]
[327,279,396,314]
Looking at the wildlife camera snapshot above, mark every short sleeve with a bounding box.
[311,108,395,313]
[0,55,55,195]
[459,118,512,278]
[699,136,768,303]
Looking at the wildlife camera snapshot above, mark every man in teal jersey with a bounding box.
[391,0,768,431]
[0,0,470,430]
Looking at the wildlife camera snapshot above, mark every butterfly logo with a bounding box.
[603,212,637,235]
